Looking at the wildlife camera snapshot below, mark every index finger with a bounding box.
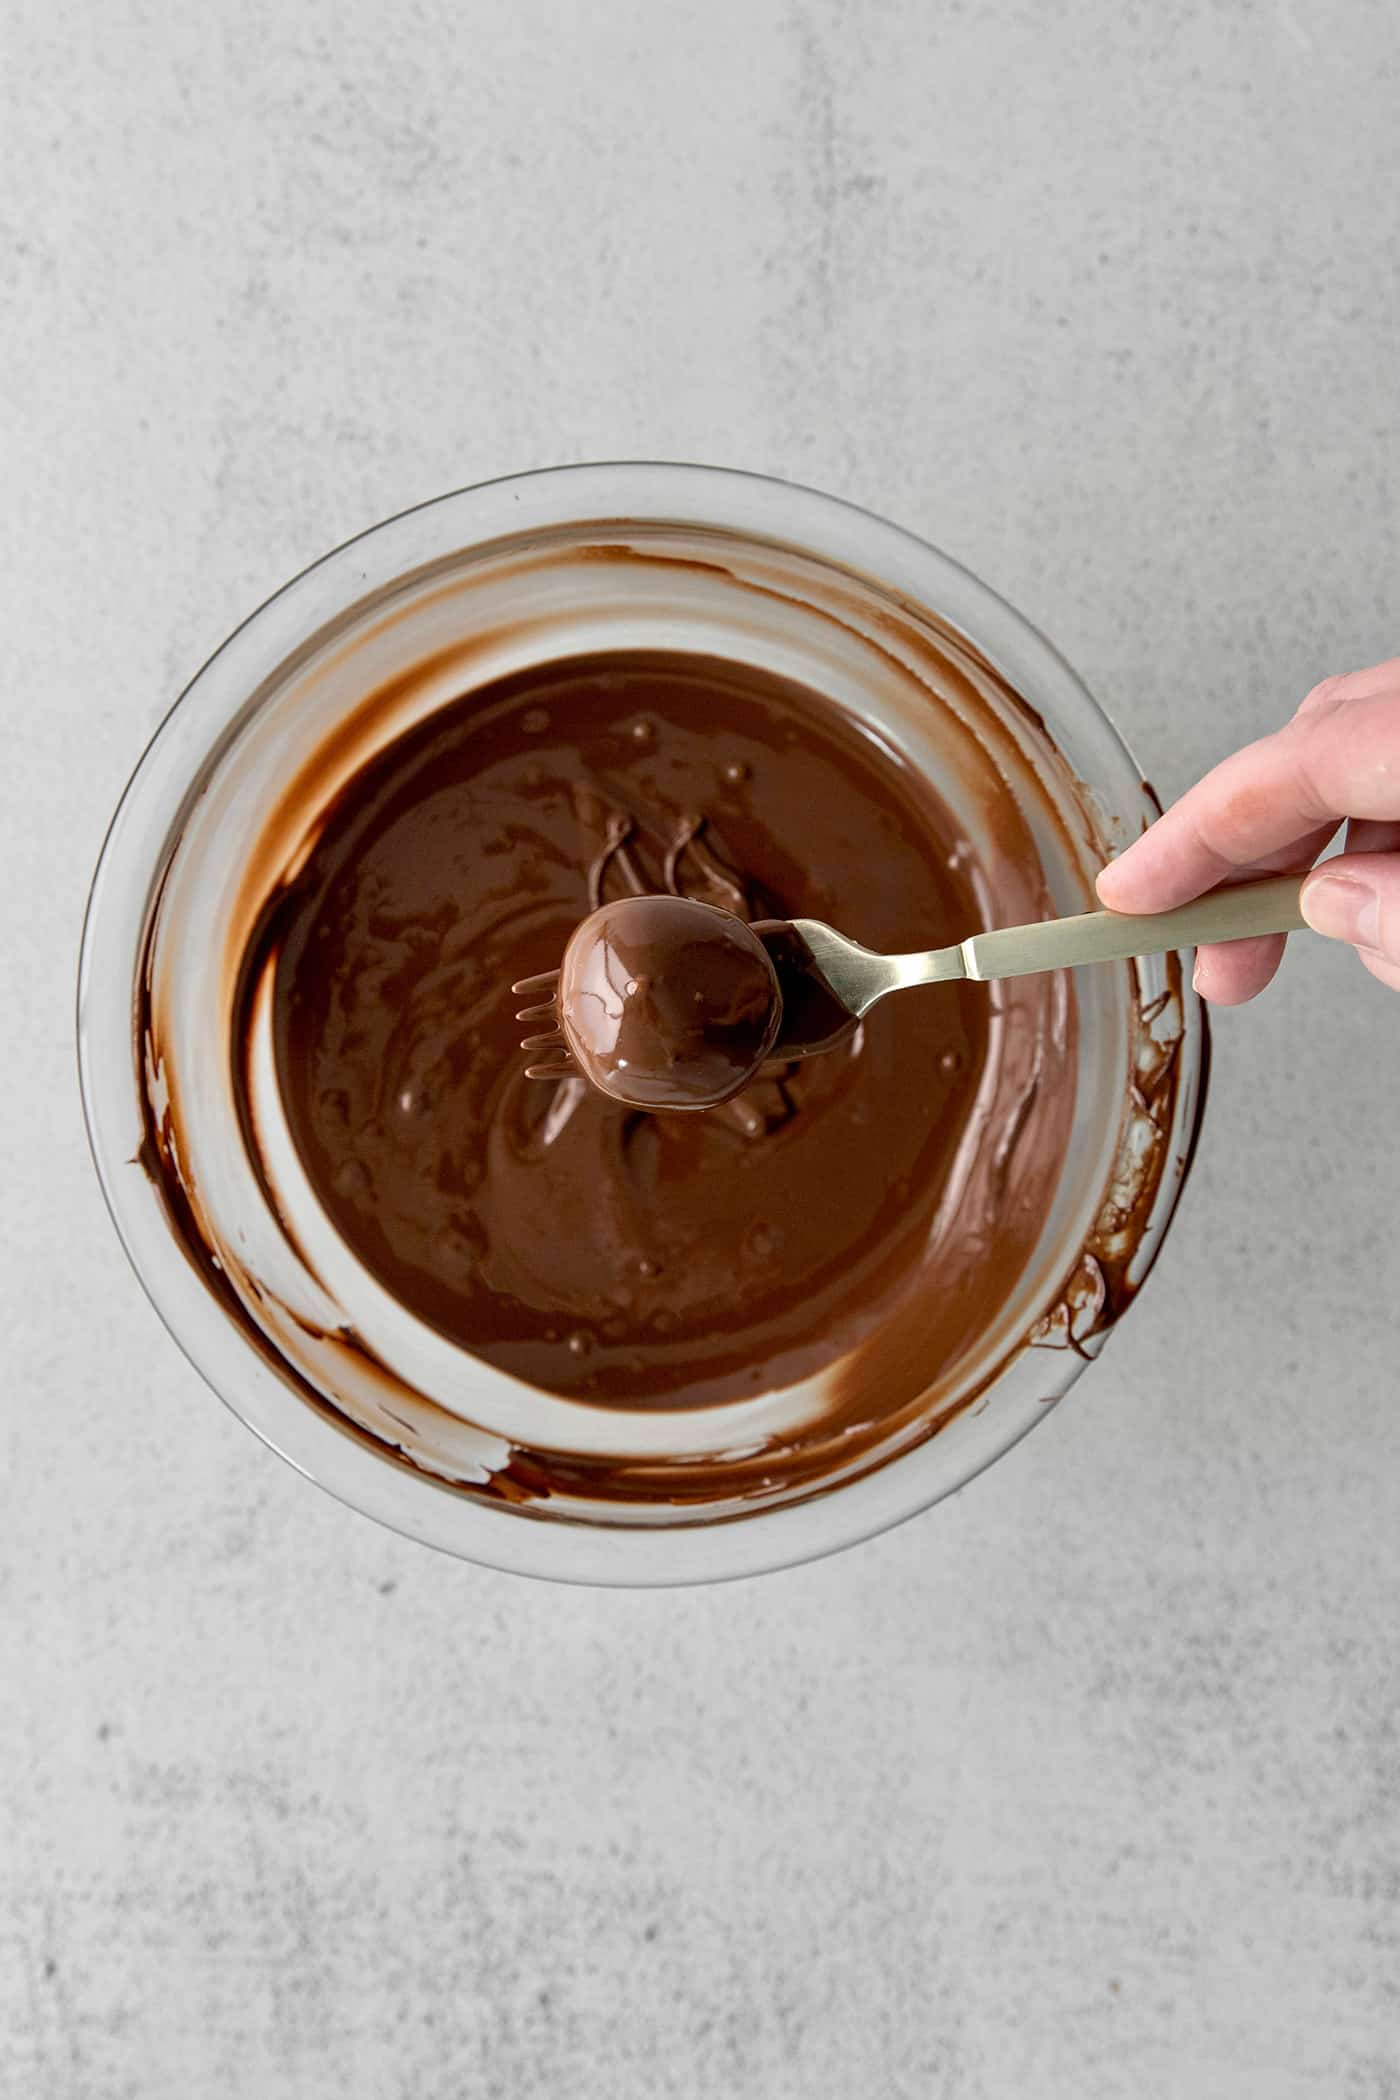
[1096,681,1400,913]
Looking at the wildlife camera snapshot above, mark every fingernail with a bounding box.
[1302,872,1380,950]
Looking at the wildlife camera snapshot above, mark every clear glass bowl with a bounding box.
[78,464,1207,1584]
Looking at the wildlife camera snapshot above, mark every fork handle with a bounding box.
[961,873,1308,982]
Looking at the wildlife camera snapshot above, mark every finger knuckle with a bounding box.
[1294,674,1351,722]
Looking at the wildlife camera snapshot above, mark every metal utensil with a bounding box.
[788,871,1308,1019]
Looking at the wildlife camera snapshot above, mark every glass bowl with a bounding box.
[78,463,1207,1584]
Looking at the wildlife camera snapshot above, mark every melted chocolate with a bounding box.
[246,650,1029,1410]
[130,515,1207,1521]
[549,895,782,1109]
[758,920,862,1060]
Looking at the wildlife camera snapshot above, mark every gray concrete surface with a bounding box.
[4,0,1399,2093]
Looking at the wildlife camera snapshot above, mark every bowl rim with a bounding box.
[76,460,1206,1586]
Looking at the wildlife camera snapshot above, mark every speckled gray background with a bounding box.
[4,1,1399,2093]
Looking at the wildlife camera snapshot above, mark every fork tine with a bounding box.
[524,1057,577,1080]
[511,968,560,997]
[519,1030,565,1051]
[514,1000,558,1023]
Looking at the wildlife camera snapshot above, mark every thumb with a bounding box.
[1301,851,1400,992]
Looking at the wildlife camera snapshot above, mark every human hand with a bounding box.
[1095,658,1400,1002]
